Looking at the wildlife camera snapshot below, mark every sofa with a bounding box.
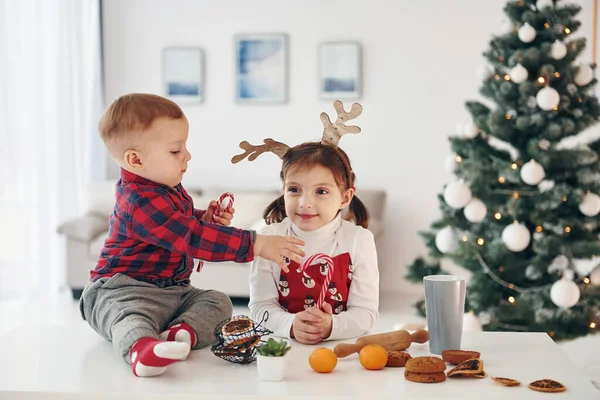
[58,181,386,299]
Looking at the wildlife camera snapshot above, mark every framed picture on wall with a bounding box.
[163,47,204,103]
[318,41,362,100]
[235,33,288,103]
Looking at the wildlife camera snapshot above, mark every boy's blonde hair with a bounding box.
[99,93,184,158]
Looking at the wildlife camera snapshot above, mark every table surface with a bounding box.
[0,324,597,399]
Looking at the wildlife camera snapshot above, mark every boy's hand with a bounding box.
[201,200,235,226]
[306,303,333,339]
[254,234,305,273]
[290,311,323,344]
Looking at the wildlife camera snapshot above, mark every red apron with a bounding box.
[277,253,354,315]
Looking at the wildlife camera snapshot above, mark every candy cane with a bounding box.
[212,192,235,223]
[296,253,334,309]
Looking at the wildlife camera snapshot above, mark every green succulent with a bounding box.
[256,338,291,357]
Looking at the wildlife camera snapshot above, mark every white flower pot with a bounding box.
[257,354,288,382]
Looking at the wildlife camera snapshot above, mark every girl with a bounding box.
[248,142,379,344]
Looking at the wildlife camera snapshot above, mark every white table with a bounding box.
[0,324,597,399]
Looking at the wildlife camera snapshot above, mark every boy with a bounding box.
[79,93,304,377]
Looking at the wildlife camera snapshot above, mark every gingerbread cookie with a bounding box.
[528,379,566,393]
[405,370,447,383]
[405,356,446,373]
[492,377,521,386]
[386,351,412,367]
[441,350,481,365]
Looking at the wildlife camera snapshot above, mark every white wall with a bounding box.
[102,0,598,295]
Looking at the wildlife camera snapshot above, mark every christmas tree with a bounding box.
[407,0,600,341]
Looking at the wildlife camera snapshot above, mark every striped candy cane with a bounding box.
[296,253,334,309]
[212,192,235,223]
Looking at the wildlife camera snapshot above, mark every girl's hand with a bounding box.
[254,234,305,273]
[290,311,323,344]
[306,303,333,339]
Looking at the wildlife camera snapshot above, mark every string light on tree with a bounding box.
[579,192,600,217]
[575,64,594,86]
[464,198,487,223]
[443,180,472,209]
[444,153,462,173]
[520,159,546,185]
[509,64,528,83]
[518,23,536,43]
[536,86,560,110]
[550,40,567,60]
[435,226,458,254]
[502,221,531,252]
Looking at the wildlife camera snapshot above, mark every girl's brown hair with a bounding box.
[263,142,369,228]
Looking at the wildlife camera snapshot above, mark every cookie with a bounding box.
[492,377,521,386]
[405,356,446,373]
[221,317,254,336]
[528,379,566,393]
[386,351,412,367]
[447,358,484,377]
[442,350,481,365]
[404,370,447,383]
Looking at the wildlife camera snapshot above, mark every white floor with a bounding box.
[0,290,599,390]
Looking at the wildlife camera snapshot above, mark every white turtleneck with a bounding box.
[248,214,379,341]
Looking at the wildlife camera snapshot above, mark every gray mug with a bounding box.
[423,275,466,354]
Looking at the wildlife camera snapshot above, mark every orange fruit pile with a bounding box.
[309,347,338,373]
[359,344,388,370]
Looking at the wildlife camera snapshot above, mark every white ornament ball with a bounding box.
[509,64,528,83]
[463,311,483,332]
[590,266,600,285]
[476,64,493,81]
[435,226,458,254]
[550,277,580,308]
[443,180,473,209]
[536,0,554,9]
[550,40,567,60]
[579,192,600,217]
[444,154,461,173]
[501,19,516,34]
[462,120,479,139]
[502,221,531,252]
[520,160,546,185]
[464,199,487,223]
[536,86,560,111]
[575,64,594,86]
[518,23,537,43]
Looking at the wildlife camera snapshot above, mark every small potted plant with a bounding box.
[256,338,291,382]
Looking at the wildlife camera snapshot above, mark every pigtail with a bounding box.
[345,195,369,229]
[263,195,287,225]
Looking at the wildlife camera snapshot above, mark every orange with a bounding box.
[359,344,388,370]
[309,347,338,373]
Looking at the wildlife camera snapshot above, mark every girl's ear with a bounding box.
[340,187,355,209]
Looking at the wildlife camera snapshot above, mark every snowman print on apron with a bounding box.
[348,263,355,280]
[304,295,316,310]
[278,273,290,297]
[302,271,316,288]
[328,282,343,302]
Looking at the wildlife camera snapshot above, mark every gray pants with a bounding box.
[79,273,233,363]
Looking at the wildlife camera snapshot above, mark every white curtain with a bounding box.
[0,0,105,300]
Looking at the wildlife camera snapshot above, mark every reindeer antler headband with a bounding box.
[231,100,362,164]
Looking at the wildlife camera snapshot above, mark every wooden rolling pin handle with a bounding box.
[333,342,363,358]
[411,329,429,344]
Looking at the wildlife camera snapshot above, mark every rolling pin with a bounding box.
[333,329,429,358]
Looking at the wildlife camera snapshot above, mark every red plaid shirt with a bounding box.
[90,168,255,287]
